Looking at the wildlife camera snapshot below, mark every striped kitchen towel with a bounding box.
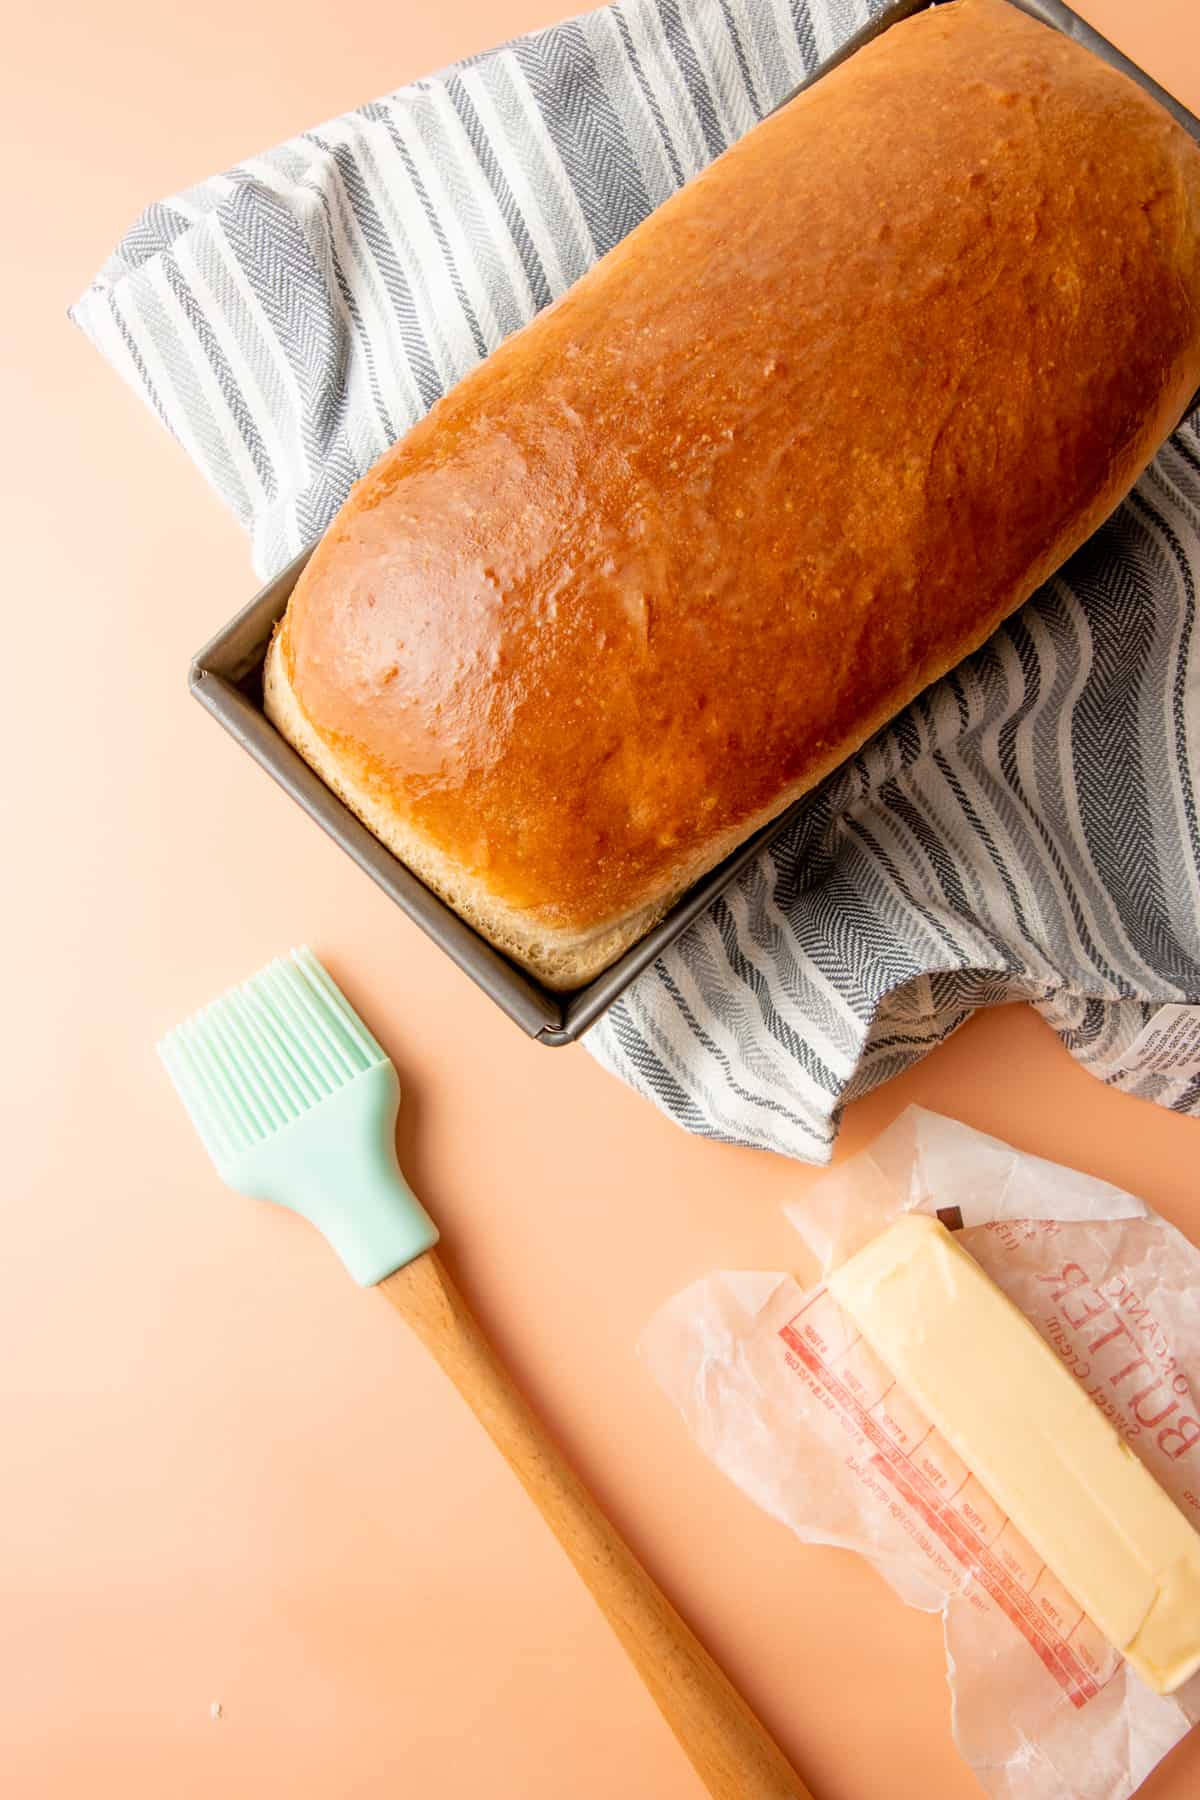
[73,0,1200,1161]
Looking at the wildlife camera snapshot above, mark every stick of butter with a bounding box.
[826,1213,1200,1694]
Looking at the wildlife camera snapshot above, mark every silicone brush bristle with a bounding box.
[158,948,387,1174]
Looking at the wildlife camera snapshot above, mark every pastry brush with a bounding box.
[159,947,809,1800]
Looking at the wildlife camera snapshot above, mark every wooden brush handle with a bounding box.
[380,1250,811,1800]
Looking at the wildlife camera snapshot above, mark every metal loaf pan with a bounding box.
[190,0,1200,1046]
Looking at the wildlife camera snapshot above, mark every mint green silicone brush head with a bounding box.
[158,947,438,1284]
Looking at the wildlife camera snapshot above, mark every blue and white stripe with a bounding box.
[72,0,1200,1160]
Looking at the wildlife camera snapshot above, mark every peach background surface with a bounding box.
[4,1,1200,1795]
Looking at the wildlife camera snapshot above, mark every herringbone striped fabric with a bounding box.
[73,0,1200,1160]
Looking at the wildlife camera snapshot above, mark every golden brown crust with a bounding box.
[270,0,1200,984]
[263,630,674,987]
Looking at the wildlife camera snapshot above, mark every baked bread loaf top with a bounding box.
[266,0,1200,989]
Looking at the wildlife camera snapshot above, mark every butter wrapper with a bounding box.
[642,1107,1200,1799]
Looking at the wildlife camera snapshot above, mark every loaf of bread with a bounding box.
[266,0,1200,989]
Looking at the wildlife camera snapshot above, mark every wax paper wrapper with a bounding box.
[643,1107,1200,1798]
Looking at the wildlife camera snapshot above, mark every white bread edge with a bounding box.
[263,628,672,989]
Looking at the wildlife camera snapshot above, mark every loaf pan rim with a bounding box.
[188,0,1200,1046]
